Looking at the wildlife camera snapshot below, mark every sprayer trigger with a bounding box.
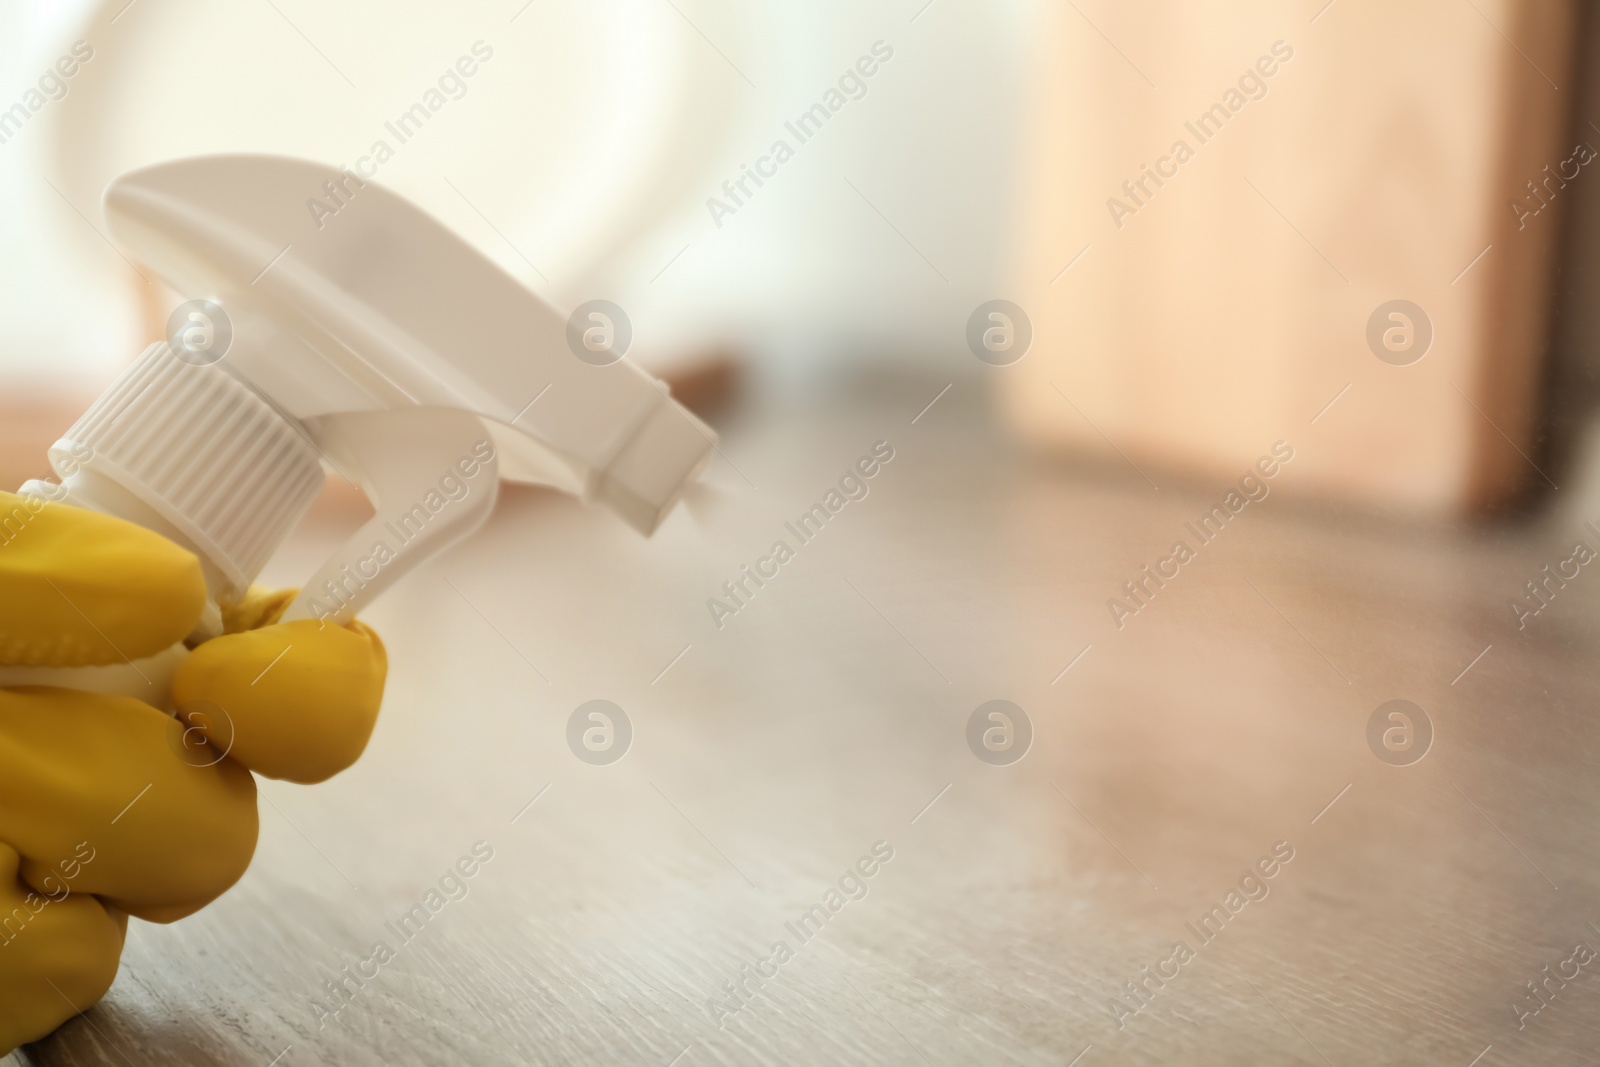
[283,407,500,626]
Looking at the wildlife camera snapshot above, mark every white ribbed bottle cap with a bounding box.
[54,342,326,598]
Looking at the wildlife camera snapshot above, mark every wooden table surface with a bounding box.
[14,379,1600,1066]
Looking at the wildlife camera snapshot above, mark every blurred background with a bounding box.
[10,2,1600,1065]
[4,0,1598,518]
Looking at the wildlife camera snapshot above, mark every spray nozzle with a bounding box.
[45,154,715,625]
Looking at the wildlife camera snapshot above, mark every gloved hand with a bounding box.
[0,491,386,1054]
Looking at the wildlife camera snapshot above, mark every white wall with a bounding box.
[0,0,141,393]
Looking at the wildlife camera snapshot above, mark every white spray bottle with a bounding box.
[0,154,715,699]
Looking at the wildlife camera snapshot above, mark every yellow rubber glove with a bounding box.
[0,492,386,1054]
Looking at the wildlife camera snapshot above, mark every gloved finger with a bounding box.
[172,615,387,785]
[217,584,297,634]
[0,491,207,668]
[0,841,127,1056]
[0,687,258,923]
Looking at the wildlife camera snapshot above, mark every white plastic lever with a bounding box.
[284,407,500,625]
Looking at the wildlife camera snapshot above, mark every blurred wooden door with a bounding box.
[1002,0,1578,515]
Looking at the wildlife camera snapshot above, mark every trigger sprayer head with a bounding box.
[35,154,715,618]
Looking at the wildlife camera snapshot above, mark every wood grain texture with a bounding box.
[16,381,1600,1065]
[1002,0,1579,515]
